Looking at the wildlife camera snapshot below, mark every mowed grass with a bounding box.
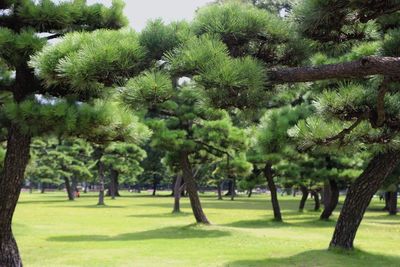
[13,191,400,267]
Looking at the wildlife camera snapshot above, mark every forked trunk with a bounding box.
[179,151,210,224]
[97,161,105,206]
[64,177,74,201]
[264,162,282,221]
[330,151,400,250]
[172,175,183,213]
[320,179,339,220]
[0,124,32,267]
[299,185,308,212]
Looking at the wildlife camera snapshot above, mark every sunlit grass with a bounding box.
[14,191,400,267]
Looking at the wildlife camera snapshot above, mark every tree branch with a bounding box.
[375,77,390,127]
[268,57,400,84]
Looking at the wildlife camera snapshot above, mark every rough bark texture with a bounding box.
[179,151,210,224]
[0,124,31,267]
[320,179,339,220]
[330,151,400,249]
[172,175,183,213]
[269,56,400,84]
[264,163,282,221]
[64,177,74,201]
[97,161,105,206]
[299,185,309,212]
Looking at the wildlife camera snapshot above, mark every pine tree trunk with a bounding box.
[64,177,74,201]
[384,191,390,210]
[248,188,253,198]
[152,179,157,196]
[299,185,308,212]
[0,123,31,267]
[172,175,182,213]
[312,190,320,211]
[217,181,223,200]
[320,179,339,220]
[97,161,105,206]
[264,163,282,221]
[330,151,400,250]
[109,169,119,199]
[230,178,236,201]
[179,151,210,224]
[388,187,398,215]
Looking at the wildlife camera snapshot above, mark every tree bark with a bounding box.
[225,180,234,196]
[264,163,282,221]
[217,181,223,200]
[230,178,236,201]
[152,179,157,196]
[64,177,74,201]
[248,188,253,198]
[97,161,105,206]
[172,175,183,213]
[320,179,339,220]
[269,56,400,84]
[107,169,119,199]
[299,185,309,212]
[0,123,31,267]
[179,151,210,224]
[312,190,321,211]
[388,187,398,215]
[330,151,400,250]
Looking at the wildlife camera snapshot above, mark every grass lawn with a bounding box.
[13,191,400,267]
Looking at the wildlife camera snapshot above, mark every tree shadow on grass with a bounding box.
[225,249,400,267]
[47,225,230,242]
[127,212,192,218]
[52,204,126,209]
[223,218,336,229]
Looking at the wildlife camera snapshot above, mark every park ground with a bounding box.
[14,192,400,267]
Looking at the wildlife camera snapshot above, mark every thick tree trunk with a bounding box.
[64,177,74,201]
[108,169,119,199]
[248,188,253,198]
[388,187,398,215]
[330,151,400,250]
[264,163,282,221]
[0,124,31,267]
[320,179,339,220]
[179,151,210,224]
[384,191,390,210]
[299,185,309,212]
[172,175,183,213]
[217,181,223,200]
[97,161,105,206]
[312,190,321,211]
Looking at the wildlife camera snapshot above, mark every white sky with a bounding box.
[86,0,213,31]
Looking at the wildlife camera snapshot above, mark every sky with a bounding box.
[86,0,213,31]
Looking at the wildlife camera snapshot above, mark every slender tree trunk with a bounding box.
[225,180,233,196]
[64,177,74,201]
[248,188,253,198]
[299,185,309,212]
[384,191,390,210]
[230,178,236,201]
[388,187,398,215]
[330,151,400,250]
[172,175,183,213]
[217,181,223,200]
[152,179,157,196]
[320,179,339,220]
[97,161,105,206]
[264,163,282,221]
[179,151,210,224]
[312,190,321,211]
[40,183,46,194]
[0,124,31,267]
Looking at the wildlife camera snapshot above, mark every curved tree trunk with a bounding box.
[320,179,339,220]
[179,151,210,224]
[312,190,321,211]
[330,151,400,250]
[388,187,398,215]
[97,161,105,206]
[299,185,309,212]
[172,175,183,213]
[64,177,74,201]
[264,163,282,222]
[0,124,31,267]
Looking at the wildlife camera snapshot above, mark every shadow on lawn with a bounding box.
[128,212,192,218]
[47,225,230,242]
[223,218,336,229]
[225,249,400,267]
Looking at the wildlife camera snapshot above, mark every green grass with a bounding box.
[14,191,400,267]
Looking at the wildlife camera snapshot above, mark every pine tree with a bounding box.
[0,1,127,264]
